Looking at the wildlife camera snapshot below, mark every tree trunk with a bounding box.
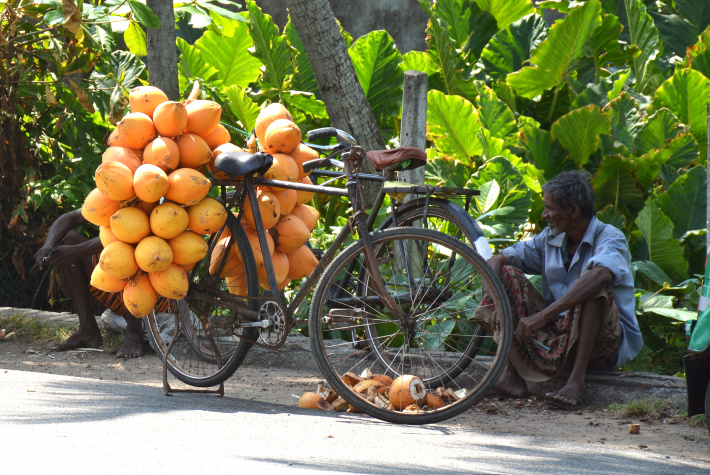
[284,0,384,205]
[146,0,179,100]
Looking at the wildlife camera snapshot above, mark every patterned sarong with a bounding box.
[473,265,622,382]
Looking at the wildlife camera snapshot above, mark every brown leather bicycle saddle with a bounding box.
[366,147,427,171]
[214,151,273,177]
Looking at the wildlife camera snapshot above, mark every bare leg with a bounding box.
[51,232,103,351]
[115,315,144,359]
[546,297,603,408]
[492,361,530,398]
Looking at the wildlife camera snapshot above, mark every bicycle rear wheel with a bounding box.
[309,227,511,424]
[147,215,260,387]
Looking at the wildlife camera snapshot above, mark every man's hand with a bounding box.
[516,311,552,344]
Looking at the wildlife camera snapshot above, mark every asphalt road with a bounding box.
[2,369,709,475]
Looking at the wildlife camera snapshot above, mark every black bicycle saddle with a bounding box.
[214,151,273,177]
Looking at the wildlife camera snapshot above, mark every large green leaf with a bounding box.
[420,0,481,102]
[624,0,663,94]
[247,0,293,92]
[466,157,531,237]
[632,108,683,156]
[589,13,625,68]
[124,21,147,57]
[349,30,403,120]
[649,10,698,59]
[477,13,548,81]
[593,155,644,211]
[551,104,611,167]
[425,157,472,189]
[675,0,710,34]
[506,0,601,99]
[177,37,220,84]
[400,51,439,76]
[664,132,700,171]
[431,0,475,51]
[474,0,535,30]
[656,165,707,239]
[651,68,710,161]
[518,126,574,180]
[426,90,483,162]
[284,19,318,95]
[688,31,710,81]
[223,85,260,133]
[603,92,643,154]
[195,15,262,89]
[476,86,517,143]
[635,200,689,281]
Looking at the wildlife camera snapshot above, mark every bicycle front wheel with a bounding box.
[309,227,511,425]
[147,215,260,387]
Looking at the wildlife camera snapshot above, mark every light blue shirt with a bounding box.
[501,217,642,367]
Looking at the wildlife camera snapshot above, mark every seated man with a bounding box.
[476,171,642,409]
[34,209,166,358]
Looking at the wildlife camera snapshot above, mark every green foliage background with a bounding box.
[5,0,710,374]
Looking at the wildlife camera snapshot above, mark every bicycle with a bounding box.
[147,128,512,424]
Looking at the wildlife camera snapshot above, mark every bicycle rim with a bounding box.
[309,227,511,424]
[147,216,260,387]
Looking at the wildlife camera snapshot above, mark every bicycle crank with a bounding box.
[257,300,288,349]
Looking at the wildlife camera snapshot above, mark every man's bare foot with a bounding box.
[51,330,102,352]
[545,381,584,410]
[116,333,144,359]
[490,362,530,398]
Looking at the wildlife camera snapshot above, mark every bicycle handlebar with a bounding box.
[306,127,357,145]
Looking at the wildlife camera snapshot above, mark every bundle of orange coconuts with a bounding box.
[298,370,464,413]
[82,82,320,318]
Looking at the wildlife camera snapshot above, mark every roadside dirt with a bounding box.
[1,337,708,463]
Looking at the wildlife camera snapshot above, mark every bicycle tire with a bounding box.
[147,214,260,387]
[309,227,512,425]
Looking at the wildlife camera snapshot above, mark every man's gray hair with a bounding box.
[541,171,596,219]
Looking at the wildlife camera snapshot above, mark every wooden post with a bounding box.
[399,70,428,186]
[147,0,179,100]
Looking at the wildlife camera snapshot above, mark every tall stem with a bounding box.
[546,83,562,124]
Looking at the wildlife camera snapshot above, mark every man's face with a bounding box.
[541,193,573,236]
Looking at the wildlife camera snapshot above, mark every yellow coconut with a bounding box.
[168,230,208,265]
[257,250,289,290]
[255,103,293,145]
[225,272,247,295]
[186,197,227,234]
[165,168,211,206]
[81,188,122,227]
[150,202,189,239]
[285,245,319,280]
[243,227,274,267]
[184,100,222,137]
[264,118,301,154]
[102,147,142,174]
[288,143,318,179]
[181,261,196,273]
[94,161,135,201]
[148,263,188,300]
[142,137,180,173]
[203,123,231,150]
[89,265,127,293]
[153,101,189,138]
[269,188,297,216]
[98,240,138,280]
[176,132,212,169]
[295,176,315,204]
[135,235,173,273]
[107,112,157,150]
[129,86,168,118]
[99,226,119,247]
[122,273,158,318]
[209,236,242,278]
[243,189,280,230]
[133,164,170,203]
[135,199,159,216]
[270,215,310,253]
[290,204,320,232]
[109,207,151,244]
[264,153,299,182]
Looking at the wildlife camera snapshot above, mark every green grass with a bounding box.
[0,312,126,353]
[609,397,678,419]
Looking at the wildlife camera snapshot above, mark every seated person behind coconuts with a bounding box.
[34,210,169,358]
